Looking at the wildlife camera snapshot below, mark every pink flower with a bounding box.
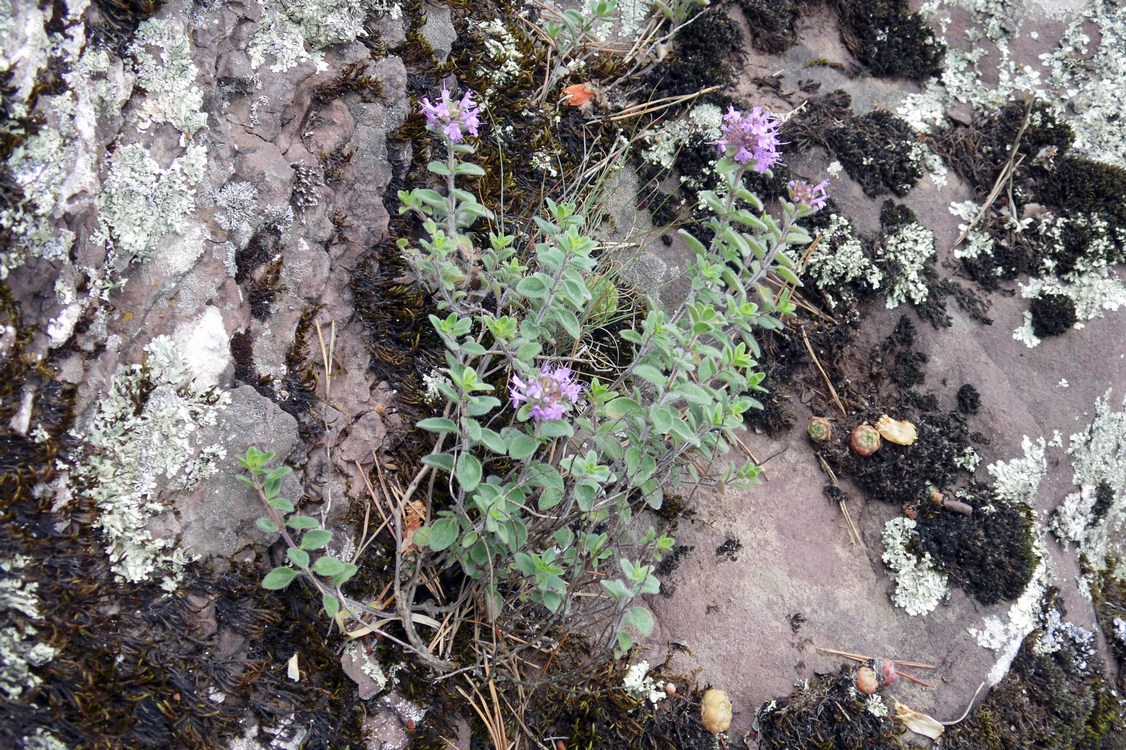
[787,178,830,212]
[420,87,481,143]
[715,106,783,172]
[509,365,583,422]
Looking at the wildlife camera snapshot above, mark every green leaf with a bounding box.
[454,162,486,177]
[603,397,641,419]
[418,417,458,433]
[422,453,454,473]
[411,526,432,548]
[301,529,333,550]
[286,515,320,530]
[287,548,310,568]
[428,518,460,551]
[623,606,655,636]
[539,420,573,439]
[679,229,707,256]
[507,431,539,460]
[478,428,507,454]
[427,160,451,176]
[465,396,501,416]
[267,496,295,513]
[312,556,346,577]
[262,566,299,590]
[332,563,358,586]
[263,475,283,499]
[322,593,340,618]
[256,517,279,533]
[516,276,548,299]
[554,308,581,339]
[632,364,666,387]
[456,453,482,491]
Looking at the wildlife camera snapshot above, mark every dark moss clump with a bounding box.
[1090,567,1126,690]
[787,92,924,197]
[944,615,1124,750]
[310,61,385,108]
[523,653,715,750]
[736,0,804,53]
[1038,157,1126,243]
[1029,291,1077,339]
[89,0,164,51]
[936,99,1074,194]
[645,8,740,97]
[830,0,945,81]
[756,666,905,750]
[957,384,981,415]
[914,483,1037,605]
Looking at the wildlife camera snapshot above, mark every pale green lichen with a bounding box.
[878,222,935,309]
[98,143,207,264]
[641,103,723,173]
[881,517,949,616]
[76,336,230,587]
[128,18,208,136]
[1051,390,1126,578]
[0,556,56,701]
[248,0,398,73]
[987,435,1047,505]
[804,214,882,308]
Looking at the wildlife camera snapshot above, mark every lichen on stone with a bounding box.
[75,336,231,587]
[881,517,949,616]
[987,435,1047,505]
[878,221,935,309]
[128,18,208,136]
[1051,390,1126,578]
[0,556,56,700]
[248,0,399,73]
[98,142,207,264]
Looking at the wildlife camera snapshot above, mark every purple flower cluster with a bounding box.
[510,365,583,422]
[787,179,830,212]
[715,106,783,172]
[420,88,481,143]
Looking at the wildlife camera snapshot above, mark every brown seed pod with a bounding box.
[701,688,732,733]
[876,415,917,445]
[808,416,832,442]
[850,424,882,456]
[856,666,879,694]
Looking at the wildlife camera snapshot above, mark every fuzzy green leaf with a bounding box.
[417,417,458,433]
[301,529,333,550]
[267,496,295,513]
[322,593,340,618]
[261,566,299,590]
[287,548,310,568]
[428,518,460,551]
[456,453,482,491]
[312,556,346,577]
[286,515,320,530]
[256,517,279,533]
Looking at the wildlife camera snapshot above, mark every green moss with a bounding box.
[944,620,1123,750]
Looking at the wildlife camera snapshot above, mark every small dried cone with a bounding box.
[850,424,882,456]
[856,666,879,694]
[701,689,732,733]
[876,415,917,446]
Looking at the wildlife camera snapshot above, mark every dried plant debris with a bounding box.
[945,600,1124,750]
[755,667,906,750]
[829,0,945,81]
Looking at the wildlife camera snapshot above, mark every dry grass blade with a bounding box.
[800,325,846,417]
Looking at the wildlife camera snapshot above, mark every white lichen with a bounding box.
[804,214,882,308]
[641,103,723,173]
[0,556,56,700]
[878,222,935,309]
[1050,390,1126,577]
[987,436,1047,505]
[98,143,207,264]
[970,547,1050,686]
[881,517,949,617]
[248,0,399,72]
[866,694,888,718]
[622,660,667,704]
[75,336,230,586]
[128,18,207,136]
